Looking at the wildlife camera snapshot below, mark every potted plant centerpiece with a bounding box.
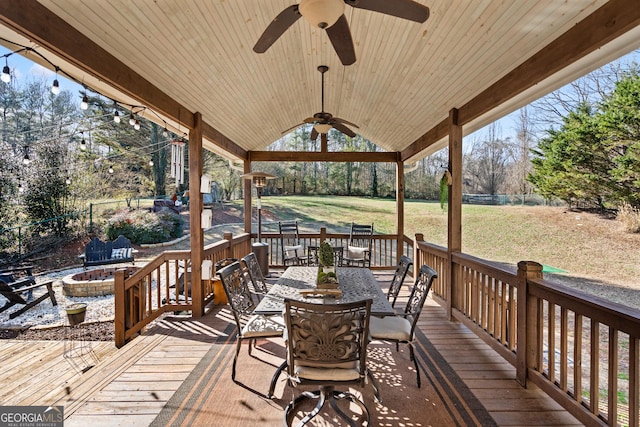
[317,241,338,289]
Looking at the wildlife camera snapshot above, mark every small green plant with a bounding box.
[318,241,334,267]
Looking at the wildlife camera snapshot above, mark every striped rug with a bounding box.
[151,312,496,427]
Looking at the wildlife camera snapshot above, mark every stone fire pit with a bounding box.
[62,266,139,297]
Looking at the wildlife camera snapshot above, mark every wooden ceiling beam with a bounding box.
[202,122,247,160]
[0,0,246,159]
[249,151,399,163]
[402,0,640,162]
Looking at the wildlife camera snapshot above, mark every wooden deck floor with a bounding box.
[0,271,581,426]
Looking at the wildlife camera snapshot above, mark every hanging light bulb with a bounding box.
[18,182,23,193]
[108,165,114,174]
[148,158,154,166]
[134,119,140,130]
[162,127,168,137]
[65,176,71,185]
[113,110,120,123]
[1,58,10,83]
[129,111,135,126]
[22,152,30,165]
[80,93,88,110]
[51,78,60,95]
[80,134,87,151]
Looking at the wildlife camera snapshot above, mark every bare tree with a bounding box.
[465,123,509,195]
[503,107,534,195]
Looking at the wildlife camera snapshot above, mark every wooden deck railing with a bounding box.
[415,235,640,427]
[257,227,401,269]
[114,232,251,347]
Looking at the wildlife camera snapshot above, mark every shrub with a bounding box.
[617,202,640,233]
[105,208,185,244]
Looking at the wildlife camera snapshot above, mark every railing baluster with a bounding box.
[608,327,618,425]
[590,320,600,416]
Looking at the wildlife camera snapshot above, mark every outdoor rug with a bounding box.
[151,311,497,427]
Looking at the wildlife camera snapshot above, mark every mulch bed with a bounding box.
[0,321,114,341]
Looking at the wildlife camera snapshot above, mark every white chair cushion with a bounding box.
[369,315,412,341]
[346,246,367,260]
[111,247,132,259]
[294,364,361,382]
[242,314,284,338]
[284,245,302,258]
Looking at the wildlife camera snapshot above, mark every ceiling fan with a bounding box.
[282,65,359,141]
[253,0,430,66]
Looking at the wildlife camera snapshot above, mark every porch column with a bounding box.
[396,158,405,265]
[243,160,252,235]
[447,108,462,320]
[189,112,204,317]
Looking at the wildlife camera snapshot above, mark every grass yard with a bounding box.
[251,195,640,291]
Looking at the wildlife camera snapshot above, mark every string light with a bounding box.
[2,41,187,166]
[108,165,114,174]
[148,158,154,166]
[51,78,60,95]
[18,182,23,193]
[22,149,31,165]
[65,176,71,185]
[1,58,10,83]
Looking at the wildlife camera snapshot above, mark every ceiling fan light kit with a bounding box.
[299,0,345,29]
[314,123,332,133]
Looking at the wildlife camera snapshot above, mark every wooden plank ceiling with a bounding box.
[0,0,639,162]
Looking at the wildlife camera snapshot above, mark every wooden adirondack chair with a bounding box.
[0,278,57,319]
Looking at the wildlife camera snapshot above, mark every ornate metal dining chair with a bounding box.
[283,298,372,426]
[217,261,284,385]
[241,252,269,300]
[279,221,307,266]
[386,255,413,308]
[369,264,437,388]
[342,222,373,267]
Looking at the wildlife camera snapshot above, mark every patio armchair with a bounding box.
[386,255,413,308]
[279,221,306,267]
[240,252,269,300]
[369,264,437,388]
[342,222,374,267]
[216,261,285,386]
[283,298,372,426]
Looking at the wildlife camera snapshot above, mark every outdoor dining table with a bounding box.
[254,266,395,317]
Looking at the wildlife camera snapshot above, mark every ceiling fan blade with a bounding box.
[281,122,305,134]
[347,0,429,23]
[326,15,356,66]
[253,5,302,53]
[332,122,356,138]
[333,117,360,129]
[310,128,318,141]
[303,117,316,124]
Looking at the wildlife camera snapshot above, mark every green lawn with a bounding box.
[237,195,640,287]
